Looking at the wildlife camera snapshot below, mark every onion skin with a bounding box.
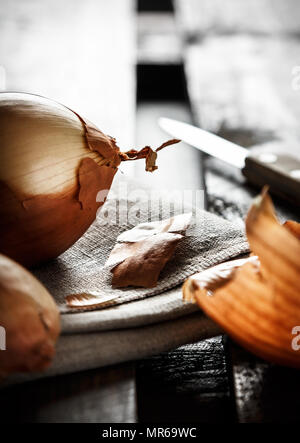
[0,93,121,267]
[284,220,300,240]
[0,254,60,378]
[183,190,300,368]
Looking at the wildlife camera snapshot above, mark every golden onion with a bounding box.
[0,92,178,267]
[0,253,60,378]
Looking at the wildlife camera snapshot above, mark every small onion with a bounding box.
[0,253,60,378]
[0,93,179,267]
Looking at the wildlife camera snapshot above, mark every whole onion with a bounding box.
[0,93,178,267]
[0,253,60,377]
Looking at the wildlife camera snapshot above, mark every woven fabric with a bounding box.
[32,177,249,333]
[5,177,249,385]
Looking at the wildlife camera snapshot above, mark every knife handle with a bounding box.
[242,153,300,205]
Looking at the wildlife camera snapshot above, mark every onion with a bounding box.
[0,92,179,267]
[0,253,60,378]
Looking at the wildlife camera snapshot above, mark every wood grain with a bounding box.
[176,0,300,422]
[0,0,136,148]
[137,337,236,423]
[184,35,300,141]
[0,0,137,423]
[231,343,300,423]
[0,364,136,423]
[182,33,300,222]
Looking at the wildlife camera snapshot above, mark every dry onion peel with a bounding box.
[65,293,118,311]
[110,232,183,288]
[105,213,192,289]
[0,254,60,378]
[183,256,260,303]
[65,212,194,304]
[183,189,300,368]
[246,188,300,301]
[0,92,179,267]
[284,220,300,240]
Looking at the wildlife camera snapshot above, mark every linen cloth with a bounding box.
[6,176,249,384]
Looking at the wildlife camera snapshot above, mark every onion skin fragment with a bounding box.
[106,213,191,289]
[284,220,300,240]
[0,254,60,378]
[246,188,300,301]
[183,190,300,368]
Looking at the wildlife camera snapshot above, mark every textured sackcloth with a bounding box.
[5,176,249,385]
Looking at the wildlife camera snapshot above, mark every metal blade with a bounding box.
[159,117,248,169]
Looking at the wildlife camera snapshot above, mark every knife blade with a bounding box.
[159,117,300,205]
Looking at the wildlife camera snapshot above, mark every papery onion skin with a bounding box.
[284,220,300,240]
[0,253,60,377]
[0,93,122,267]
[183,190,300,368]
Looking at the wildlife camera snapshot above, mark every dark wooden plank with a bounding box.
[230,343,300,423]
[135,7,235,424]
[176,0,300,423]
[137,337,236,423]
[183,35,300,220]
[0,363,136,423]
[0,0,137,423]
[138,0,174,12]
[177,0,300,221]
[137,11,186,102]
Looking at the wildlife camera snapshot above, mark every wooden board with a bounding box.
[0,364,136,423]
[0,0,137,423]
[175,0,300,37]
[135,8,233,424]
[184,35,300,143]
[137,337,236,423]
[230,343,300,423]
[0,0,135,148]
[138,13,182,64]
[2,0,300,424]
[183,34,300,221]
[176,0,300,423]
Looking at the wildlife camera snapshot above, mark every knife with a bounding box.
[159,117,300,205]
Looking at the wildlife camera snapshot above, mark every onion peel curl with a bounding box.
[183,188,300,368]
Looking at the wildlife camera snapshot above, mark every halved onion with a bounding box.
[0,93,179,267]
